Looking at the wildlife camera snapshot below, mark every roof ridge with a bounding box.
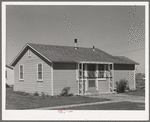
[27,43,98,50]
[95,48,114,57]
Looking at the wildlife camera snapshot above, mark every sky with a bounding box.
[6,5,145,73]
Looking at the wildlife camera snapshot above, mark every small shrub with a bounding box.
[60,87,73,96]
[22,92,29,96]
[34,92,39,96]
[116,79,128,93]
[68,93,74,96]
[46,94,51,97]
[60,87,70,96]
[41,92,46,98]
[16,91,25,95]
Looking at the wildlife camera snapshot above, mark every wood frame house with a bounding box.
[10,41,139,96]
[6,65,14,86]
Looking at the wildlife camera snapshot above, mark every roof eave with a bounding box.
[6,65,13,70]
[114,62,139,65]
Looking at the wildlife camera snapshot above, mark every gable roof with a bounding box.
[10,43,139,66]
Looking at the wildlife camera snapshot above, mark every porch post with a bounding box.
[82,63,84,94]
[85,64,88,92]
[108,63,113,92]
[108,64,110,92]
[51,63,53,96]
[104,64,106,78]
[77,63,79,95]
[112,63,114,92]
[134,69,136,90]
[96,64,98,90]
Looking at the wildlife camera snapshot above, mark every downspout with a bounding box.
[134,65,136,90]
[96,64,98,91]
[51,62,53,96]
[112,63,115,92]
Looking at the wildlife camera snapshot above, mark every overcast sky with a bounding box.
[6,5,145,73]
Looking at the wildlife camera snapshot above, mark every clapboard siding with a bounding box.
[114,70,135,90]
[53,62,78,95]
[14,49,52,95]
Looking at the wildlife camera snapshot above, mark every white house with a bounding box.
[10,41,139,95]
[6,65,14,86]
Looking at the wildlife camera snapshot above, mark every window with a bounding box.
[28,50,31,57]
[6,71,7,78]
[37,63,43,81]
[19,65,24,80]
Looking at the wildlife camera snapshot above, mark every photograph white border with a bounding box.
[2,2,149,120]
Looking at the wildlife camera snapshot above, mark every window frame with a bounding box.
[37,63,43,81]
[19,64,24,80]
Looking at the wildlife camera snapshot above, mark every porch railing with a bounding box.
[79,70,112,78]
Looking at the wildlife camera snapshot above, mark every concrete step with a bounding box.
[86,90,98,93]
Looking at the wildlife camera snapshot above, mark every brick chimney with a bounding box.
[74,39,77,50]
[93,46,95,51]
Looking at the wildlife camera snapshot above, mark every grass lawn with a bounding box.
[6,88,110,110]
[58,101,145,110]
[124,89,145,97]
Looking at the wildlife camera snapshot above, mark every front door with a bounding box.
[87,64,97,92]
[88,80,97,92]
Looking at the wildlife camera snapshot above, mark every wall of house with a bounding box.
[53,62,78,95]
[6,67,14,85]
[13,49,52,95]
[114,64,135,90]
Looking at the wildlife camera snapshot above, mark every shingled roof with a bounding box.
[11,43,139,66]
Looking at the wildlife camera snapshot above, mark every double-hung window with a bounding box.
[37,63,43,81]
[19,65,24,80]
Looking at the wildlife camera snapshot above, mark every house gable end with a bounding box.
[11,44,52,66]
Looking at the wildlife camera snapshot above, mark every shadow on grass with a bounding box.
[6,88,111,110]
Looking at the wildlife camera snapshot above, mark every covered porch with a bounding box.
[77,62,114,95]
